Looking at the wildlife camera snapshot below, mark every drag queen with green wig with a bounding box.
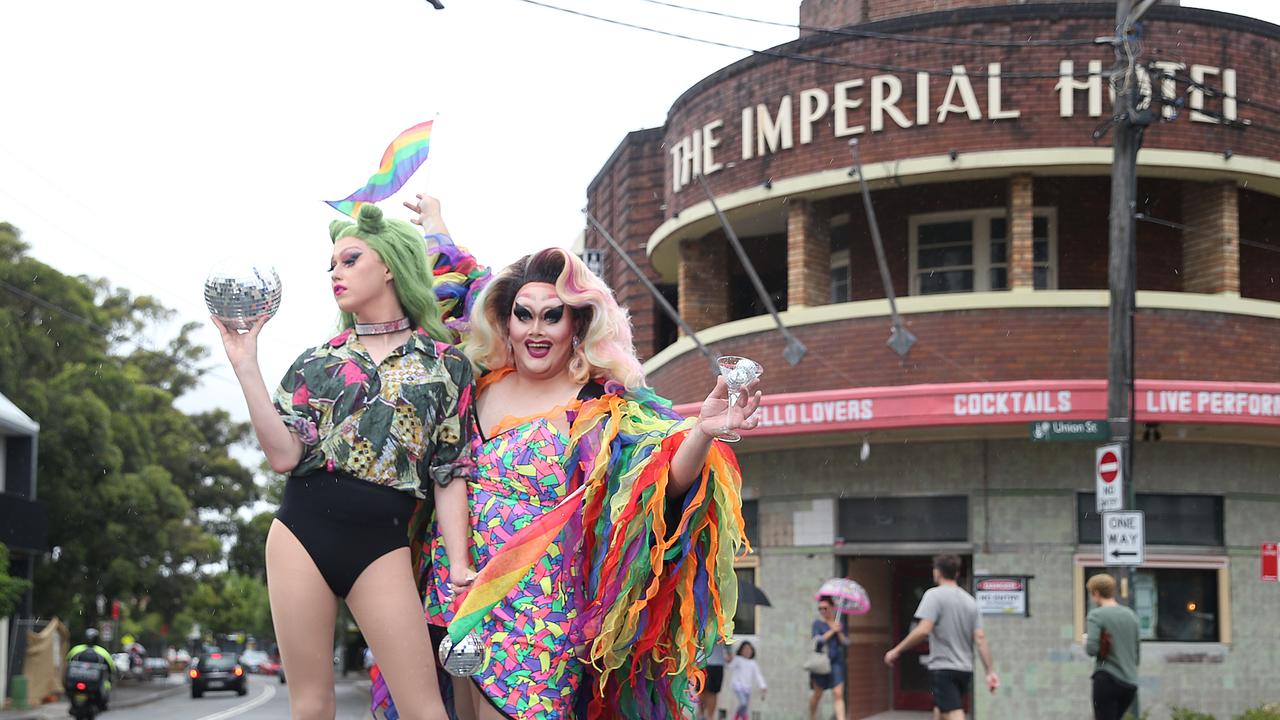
[215,205,475,720]
[370,196,758,720]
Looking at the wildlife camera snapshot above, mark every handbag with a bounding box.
[803,640,832,675]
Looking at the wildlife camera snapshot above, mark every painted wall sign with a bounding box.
[669,60,1244,192]
[672,379,1280,437]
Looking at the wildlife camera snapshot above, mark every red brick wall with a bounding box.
[662,6,1280,217]
[1182,181,1240,294]
[585,129,666,360]
[646,308,1280,404]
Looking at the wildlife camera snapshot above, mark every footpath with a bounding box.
[0,677,187,720]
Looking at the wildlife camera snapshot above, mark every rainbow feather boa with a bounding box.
[373,387,747,719]
[453,389,747,718]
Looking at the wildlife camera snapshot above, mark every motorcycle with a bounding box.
[64,658,110,719]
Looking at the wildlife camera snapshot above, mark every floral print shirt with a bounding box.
[272,327,475,498]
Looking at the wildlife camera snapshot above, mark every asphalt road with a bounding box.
[24,674,374,720]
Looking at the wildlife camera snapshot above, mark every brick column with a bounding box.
[678,235,730,331]
[787,199,832,308]
[1009,174,1035,290]
[1181,181,1240,294]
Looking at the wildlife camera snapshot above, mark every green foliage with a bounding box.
[1171,708,1217,720]
[0,221,261,636]
[1235,705,1280,720]
[228,512,274,580]
[0,544,32,617]
[183,573,273,643]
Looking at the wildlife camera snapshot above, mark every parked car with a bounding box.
[239,649,268,674]
[188,653,247,698]
[143,657,170,679]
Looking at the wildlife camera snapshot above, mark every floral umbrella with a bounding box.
[815,577,871,615]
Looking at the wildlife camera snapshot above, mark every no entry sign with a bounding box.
[1096,443,1124,512]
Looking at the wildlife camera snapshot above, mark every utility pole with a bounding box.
[1107,0,1150,714]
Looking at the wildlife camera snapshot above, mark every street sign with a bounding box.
[1030,419,1110,442]
[1263,543,1278,583]
[1095,443,1124,512]
[1103,511,1145,566]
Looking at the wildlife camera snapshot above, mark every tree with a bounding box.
[0,221,256,631]
[228,512,274,580]
[0,544,31,618]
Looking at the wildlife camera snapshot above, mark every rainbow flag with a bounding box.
[326,120,432,217]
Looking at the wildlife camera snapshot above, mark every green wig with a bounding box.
[329,204,451,344]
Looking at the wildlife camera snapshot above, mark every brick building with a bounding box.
[583,1,1280,718]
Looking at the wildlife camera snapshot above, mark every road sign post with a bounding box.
[1103,511,1145,566]
[1096,443,1124,513]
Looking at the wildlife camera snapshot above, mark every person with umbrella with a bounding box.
[808,595,850,720]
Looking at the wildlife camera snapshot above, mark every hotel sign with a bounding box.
[674,379,1280,438]
[670,60,1244,193]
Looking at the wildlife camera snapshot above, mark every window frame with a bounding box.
[907,207,1058,295]
[733,554,760,641]
[830,249,851,303]
[1072,553,1231,645]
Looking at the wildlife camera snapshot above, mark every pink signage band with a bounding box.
[674,379,1280,438]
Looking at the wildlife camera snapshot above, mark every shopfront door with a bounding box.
[891,557,936,710]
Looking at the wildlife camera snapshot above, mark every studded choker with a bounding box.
[355,317,411,335]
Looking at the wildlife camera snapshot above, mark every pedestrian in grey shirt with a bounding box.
[884,555,999,720]
[1085,573,1140,720]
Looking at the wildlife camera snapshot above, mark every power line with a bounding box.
[0,278,111,334]
[632,0,1104,48]
[0,277,241,387]
[514,0,1116,80]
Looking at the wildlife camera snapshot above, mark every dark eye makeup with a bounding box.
[513,304,533,321]
[328,250,361,272]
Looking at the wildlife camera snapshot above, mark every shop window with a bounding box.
[831,250,851,303]
[1077,493,1224,546]
[1074,558,1229,644]
[733,565,758,636]
[838,496,968,543]
[741,499,759,550]
[909,208,1057,295]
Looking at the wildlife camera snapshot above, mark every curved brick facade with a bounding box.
[646,307,1280,405]
[663,4,1280,216]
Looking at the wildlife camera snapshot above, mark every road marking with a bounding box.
[193,683,276,720]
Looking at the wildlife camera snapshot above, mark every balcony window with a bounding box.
[831,250,851,303]
[909,209,1057,295]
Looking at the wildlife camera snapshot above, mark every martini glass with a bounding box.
[714,356,762,443]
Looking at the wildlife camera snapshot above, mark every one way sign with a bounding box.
[1103,511,1145,566]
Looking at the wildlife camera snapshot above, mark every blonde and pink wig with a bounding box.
[468,248,646,390]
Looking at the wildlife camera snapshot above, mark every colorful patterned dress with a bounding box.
[426,378,584,719]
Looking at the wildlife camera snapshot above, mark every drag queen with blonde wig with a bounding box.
[373,197,760,720]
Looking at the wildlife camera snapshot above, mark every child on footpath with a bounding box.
[727,642,767,720]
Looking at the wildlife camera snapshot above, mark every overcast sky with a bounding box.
[1,0,1276,424]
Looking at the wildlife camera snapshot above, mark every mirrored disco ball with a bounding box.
[204,262,282,331]
[438,630,488,677]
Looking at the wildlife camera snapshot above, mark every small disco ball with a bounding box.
[204,262,282,331]
[438,630,488,677]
